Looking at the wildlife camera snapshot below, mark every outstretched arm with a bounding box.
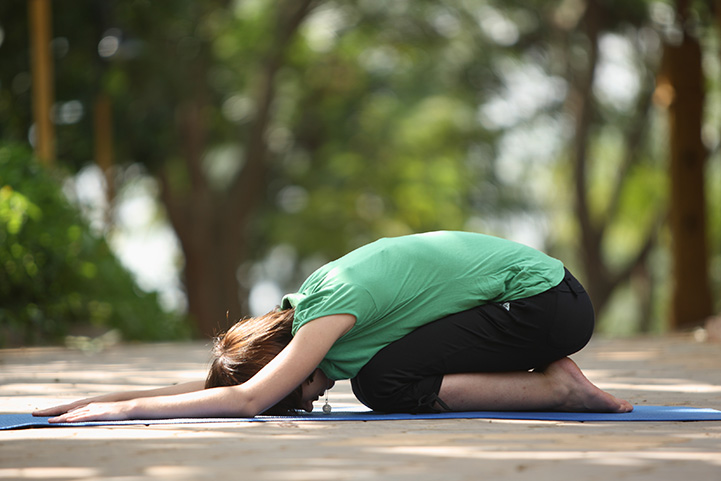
[39,314,355,422]
[33,381,206,417]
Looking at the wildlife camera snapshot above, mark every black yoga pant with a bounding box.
[350,268,595,413]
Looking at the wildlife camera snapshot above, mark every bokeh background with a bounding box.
[1,0,719,346]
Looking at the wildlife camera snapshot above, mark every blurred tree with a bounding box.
[1,0,718,339]
[656,0,713,329]
[27,0,55,164]
[469,0,668,328]
[83,0,510,336]
[1,0,323,337]
[0,144,188,345]
[159,0,319,337]
[555,0,662,319]
[266,1,507,257]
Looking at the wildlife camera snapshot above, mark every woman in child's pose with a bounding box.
[37,231,632,422]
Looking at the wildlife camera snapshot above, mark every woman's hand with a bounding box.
[46,400,137,423]
[33,393,124,418]
[37,386,255,422]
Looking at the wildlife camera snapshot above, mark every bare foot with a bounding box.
[543,358,633,413]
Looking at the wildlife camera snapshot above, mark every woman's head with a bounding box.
[205,308,303,414]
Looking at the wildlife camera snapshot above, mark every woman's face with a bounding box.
[300,368,335,412]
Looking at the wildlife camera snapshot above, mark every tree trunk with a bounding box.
[159,0,317,339]
[659,25,713,329]
[564,0,660,322]
[177,197,248,338]
[568,0,606,308]
[28,0,55,164]
[93,93,115,227]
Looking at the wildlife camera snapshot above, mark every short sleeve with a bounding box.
[290,283,376,335]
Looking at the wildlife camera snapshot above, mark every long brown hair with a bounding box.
[205,308,305,414]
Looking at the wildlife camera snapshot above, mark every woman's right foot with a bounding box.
[544,357,633,413]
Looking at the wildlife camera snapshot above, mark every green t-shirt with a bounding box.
[281,231,564,380]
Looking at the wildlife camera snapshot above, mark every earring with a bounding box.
[322,383,332,414]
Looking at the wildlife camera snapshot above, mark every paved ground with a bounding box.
[1,334,720,481]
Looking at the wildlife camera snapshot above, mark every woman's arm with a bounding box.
[33,380,206,417]
[236,312,354,415]
[42,314,355,422]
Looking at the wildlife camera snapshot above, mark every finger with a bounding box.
[49,410,89,423]
[48,412,76,423]
[49,405,114,423]
[33,405,71,417]
[34,401,87,417]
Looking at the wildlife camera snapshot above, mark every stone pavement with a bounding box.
[1,334,720,481]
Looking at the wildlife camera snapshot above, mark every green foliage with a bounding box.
[0,144,190,345]
[1,0,718,334]
[259,2,513,258]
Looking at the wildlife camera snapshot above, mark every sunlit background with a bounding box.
[1,0,719,344]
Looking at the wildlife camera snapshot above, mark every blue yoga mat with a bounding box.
[2,405,720,430]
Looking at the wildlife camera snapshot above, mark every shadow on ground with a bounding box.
[1,335,720,481]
